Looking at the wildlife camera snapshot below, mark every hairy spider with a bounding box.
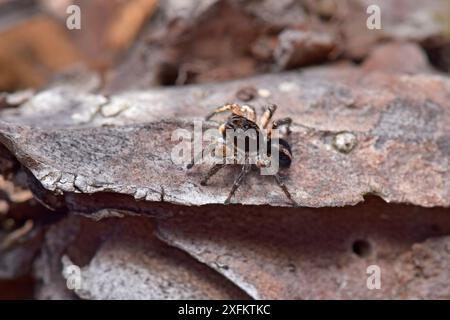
[187,103,297,206]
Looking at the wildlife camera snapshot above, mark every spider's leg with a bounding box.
[200,163,227,186]
[186,142,218,169]
[268,117,292,139]
[224,164,252,204]
[187,123,235,169]
[274,173,298,206]
[206,104,234,120]
[244,104,257,122]
[260,104,277,129]
[206,103,256,122]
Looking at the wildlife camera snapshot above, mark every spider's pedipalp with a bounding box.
[224,164,252,204]
[218,123,226,132]
[239,104,256,122]
[260,104,277,129]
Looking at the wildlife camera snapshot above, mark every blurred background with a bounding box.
[0,0,449,95]
[1,0,450,299]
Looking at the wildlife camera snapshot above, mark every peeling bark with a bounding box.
[34,214,249,300]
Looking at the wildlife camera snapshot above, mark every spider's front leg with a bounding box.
[224,163,252,204]
[260,104,277,129]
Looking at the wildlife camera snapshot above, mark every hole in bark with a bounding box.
[157,62,179,86]
[422,39,450,73]
[352,239,371,258]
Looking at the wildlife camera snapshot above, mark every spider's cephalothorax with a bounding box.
[187,103,297,206]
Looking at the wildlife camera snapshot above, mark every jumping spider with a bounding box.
[187,103,297,206]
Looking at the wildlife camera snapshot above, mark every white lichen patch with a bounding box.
[40,171,62,191]
[56,172,76,192]
[332,132,357,153]
[134,187,148,200]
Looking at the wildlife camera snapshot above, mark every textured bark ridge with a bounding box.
[34,215,249,300]
[1,64,449,209]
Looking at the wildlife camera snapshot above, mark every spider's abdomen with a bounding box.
[267,138,292,168]
[278,139,292,168]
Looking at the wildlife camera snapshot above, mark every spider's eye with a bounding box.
[267,138,292,168]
